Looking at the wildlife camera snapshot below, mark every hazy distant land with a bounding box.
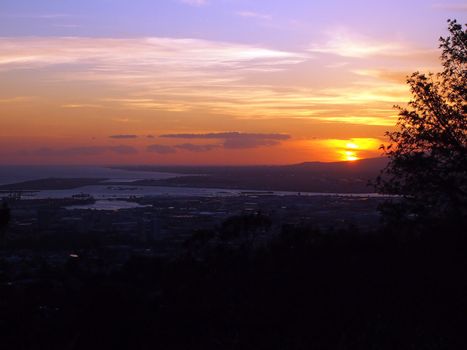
[0,178,106,191]
[0,158,388,193]
[111,158,387,193]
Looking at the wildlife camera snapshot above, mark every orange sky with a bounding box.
[0,1,462,165]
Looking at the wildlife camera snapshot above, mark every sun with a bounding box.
[322,138,380,162]
[346,142,359,150]
[344,150,359,161]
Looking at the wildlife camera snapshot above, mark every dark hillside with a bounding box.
[118,158,389,193]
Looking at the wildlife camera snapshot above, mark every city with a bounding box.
[2,191,385,279]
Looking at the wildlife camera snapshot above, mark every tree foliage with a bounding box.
[377,20,467,221]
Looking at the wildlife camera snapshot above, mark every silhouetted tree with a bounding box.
[376,20,466,222]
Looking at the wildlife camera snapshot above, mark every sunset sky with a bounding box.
[0,0,466,165]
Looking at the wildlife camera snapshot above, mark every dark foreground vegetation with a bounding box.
[1,217,466,350]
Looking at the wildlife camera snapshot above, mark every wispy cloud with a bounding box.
[431,3,467,11]
[61,103,103,109]
[309,28,430,58]
[0,35,417,127]
[147,144,177,154]
[1,13,70,19]
[0,36,303,72]
[179,0,208,6]
[175,143,220,152]
[236,11,272,20]
[113,118,140,124]
[109,134,138,139]
[104,81,408,126]
[21,145,138,157]
[53,24,81,28]
[161,132,290,140]
[352,69,411,83]
[161,132,291,149]
[0,96,35,104]
[144,133,291,153]
[146,143,221,154]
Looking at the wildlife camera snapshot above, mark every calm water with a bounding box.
[0,165,384,202]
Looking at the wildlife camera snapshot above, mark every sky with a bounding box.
[0,0,466,165]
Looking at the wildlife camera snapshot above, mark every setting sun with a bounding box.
[346,142,360,150]
[344,150,359,161]
[320,138,381,162]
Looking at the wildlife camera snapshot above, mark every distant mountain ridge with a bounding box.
[116,157,388,174]
[285,157,389,176]
[118,157,389,193]
[0,158,389,193]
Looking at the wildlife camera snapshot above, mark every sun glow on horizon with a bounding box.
[346,142,359,150]
[0,0,453,165]
[343,150,359,161]
[320,138,381,162]
[343,142,360,161]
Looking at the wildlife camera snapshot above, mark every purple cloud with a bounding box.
[21,145,138,156]
[147,144,177,154]
[160,132,290,149]
[175,143,220,152]
[109,134,138,139]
